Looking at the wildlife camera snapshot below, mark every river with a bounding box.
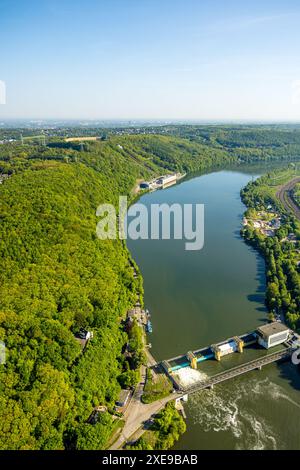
[127,163,300,450]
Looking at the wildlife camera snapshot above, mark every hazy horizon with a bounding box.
[1,118,300,127]
[1,0,300,121]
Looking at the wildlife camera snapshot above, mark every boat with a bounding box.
[146,320,153,333]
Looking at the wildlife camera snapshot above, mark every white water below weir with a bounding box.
[174,367,208,388]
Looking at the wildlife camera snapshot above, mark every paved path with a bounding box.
[110,364,176,449]
[145,348,158,367]
[109,347,291,449]
[276,177,300,220]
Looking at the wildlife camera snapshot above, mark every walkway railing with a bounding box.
[180,348,292,394]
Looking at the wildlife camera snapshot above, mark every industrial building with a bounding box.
[159,323,293,392]
[256,322,290,349]
[157,174,177,186]
[139,173,183,192]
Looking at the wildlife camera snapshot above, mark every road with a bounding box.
[109,347,292,449]
[276,177,300,220]
[110,177,300,451]
[110,364,176,450]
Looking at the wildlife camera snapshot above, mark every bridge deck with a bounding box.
[179,347,292,393]
[166,331,258,371]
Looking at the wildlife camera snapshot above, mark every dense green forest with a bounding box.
[0,139,151,449]
[160,125,300,162]
[3,124,300,165]
[241,167,300,331]
[1,128,300,449]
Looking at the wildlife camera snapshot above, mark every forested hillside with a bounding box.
[158,125,300,162]
[0,134,235,450]
[0,157,145,450]
[0,130,300,449]
[241,167,300,331]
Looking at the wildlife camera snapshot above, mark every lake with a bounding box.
[127,163,300,450]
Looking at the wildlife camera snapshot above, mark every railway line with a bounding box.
[276,177,300,220]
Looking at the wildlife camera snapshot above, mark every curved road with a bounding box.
[276,177,300,220]
[110,364,177,450]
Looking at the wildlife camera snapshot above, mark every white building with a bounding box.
[256,322,290,349]
[157,174,177,186]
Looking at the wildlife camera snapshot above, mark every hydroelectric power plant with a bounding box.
[159,323,297,393]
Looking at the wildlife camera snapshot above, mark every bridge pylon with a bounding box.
[233,336,244,353]
[211,344,221,361]
[186,351,197,369]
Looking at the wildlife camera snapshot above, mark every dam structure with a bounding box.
[160,322,296,393]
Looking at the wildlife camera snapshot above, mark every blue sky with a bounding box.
[1,0,300,121]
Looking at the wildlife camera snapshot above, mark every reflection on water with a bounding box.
[128,161,300,450]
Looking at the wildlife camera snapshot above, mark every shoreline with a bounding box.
[114,173,187,450]
[120,161,300,450]
[241,166,300,332]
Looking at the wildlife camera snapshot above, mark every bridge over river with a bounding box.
[174,347,293,394]
[110,324,297,449]
[156,323,297,393]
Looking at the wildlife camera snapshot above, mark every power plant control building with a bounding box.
[256,322,289,349]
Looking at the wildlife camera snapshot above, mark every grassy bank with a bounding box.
[142,367,173,404]
[126,402,186,450]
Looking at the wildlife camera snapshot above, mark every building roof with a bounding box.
[257,322,289,338]
[219,341,236,352]
[116,389,131,407]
